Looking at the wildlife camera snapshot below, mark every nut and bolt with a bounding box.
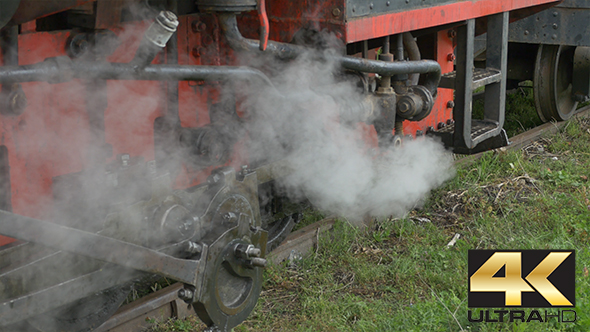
[240,165,249,177]
[177,288,194,301]
[235,244,266,267]
[207,173,221,184]
[246,246,261,258]
[426,126,435,134]
[415,130,424,137]
[447,53,456,62]
[446,119,455,126]
[250,257,267,268]
[235,244,259,259]
[191,47,201,58]
[446,100,455,109]
[120,154,130,167]
[447,29,456,39]
[437,122,446,130]
[191,21,206,33]
[223,212,238,223]
[332,7,341,17]
[186,241,202,254]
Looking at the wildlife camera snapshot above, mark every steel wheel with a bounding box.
[534,44,578,122]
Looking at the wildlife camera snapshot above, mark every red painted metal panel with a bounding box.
[345,0,561,43]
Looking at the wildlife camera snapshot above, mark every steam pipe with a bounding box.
[0,59,276,88]
[217,13,441,95]
[164,1,180,126]
[403,32,420,86]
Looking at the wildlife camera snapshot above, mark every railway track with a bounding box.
[96,106,590,332]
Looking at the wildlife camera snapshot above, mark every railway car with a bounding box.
[507,0,590,122]
[0,0,573,331]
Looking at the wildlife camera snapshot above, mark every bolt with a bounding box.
[240,164,249,176]
[207,173,221,184]
[446,119,455,126]
[446,100,455,109]
[250,257,267,268]
[191,47,201,58]
[120,154,130,167]
[552,23,558,30]
[447,29,456,39]
[386,1,390,6]
[186,241,202,254]
[178,288,194,301]
[553,11,558,17]
[416,130,424,137]
[246,246,261,258]
[332,7,341,17]
[524,30,529,36]
[447,53,456,62]
[437,122,446,129]
[405,0,409,3]
[426,126,434,134]
[202,35,213,46]
[369,3,374,9]
[223,212,238,223]
[552,34,557,40]
[191,21,206,33]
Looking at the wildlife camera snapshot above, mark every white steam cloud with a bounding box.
[242,43,455,222]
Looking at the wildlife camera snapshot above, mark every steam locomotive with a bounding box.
[0,0,581,331]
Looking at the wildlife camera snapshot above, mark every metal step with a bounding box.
[435,119,500,142]
[439,67,502,90]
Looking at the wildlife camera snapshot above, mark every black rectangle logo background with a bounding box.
[468,250,575,308]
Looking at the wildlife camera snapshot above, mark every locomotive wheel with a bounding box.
[191,169,268,332]
[533,44,578,122]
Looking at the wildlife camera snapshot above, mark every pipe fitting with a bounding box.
[396,85,433,121]
[130,11,179,68]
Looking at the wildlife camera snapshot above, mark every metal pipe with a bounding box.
[403,32,420,86]
[395,34,404,61]
[217,13,441,95]
[0,59,276,88]
[165,1,180,126]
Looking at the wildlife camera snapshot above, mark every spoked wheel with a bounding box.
[533,44,578,122]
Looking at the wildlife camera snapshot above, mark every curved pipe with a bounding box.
[218,14,441,95]
[403,32,420,86]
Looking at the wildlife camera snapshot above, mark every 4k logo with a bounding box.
[468,250,575,308]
